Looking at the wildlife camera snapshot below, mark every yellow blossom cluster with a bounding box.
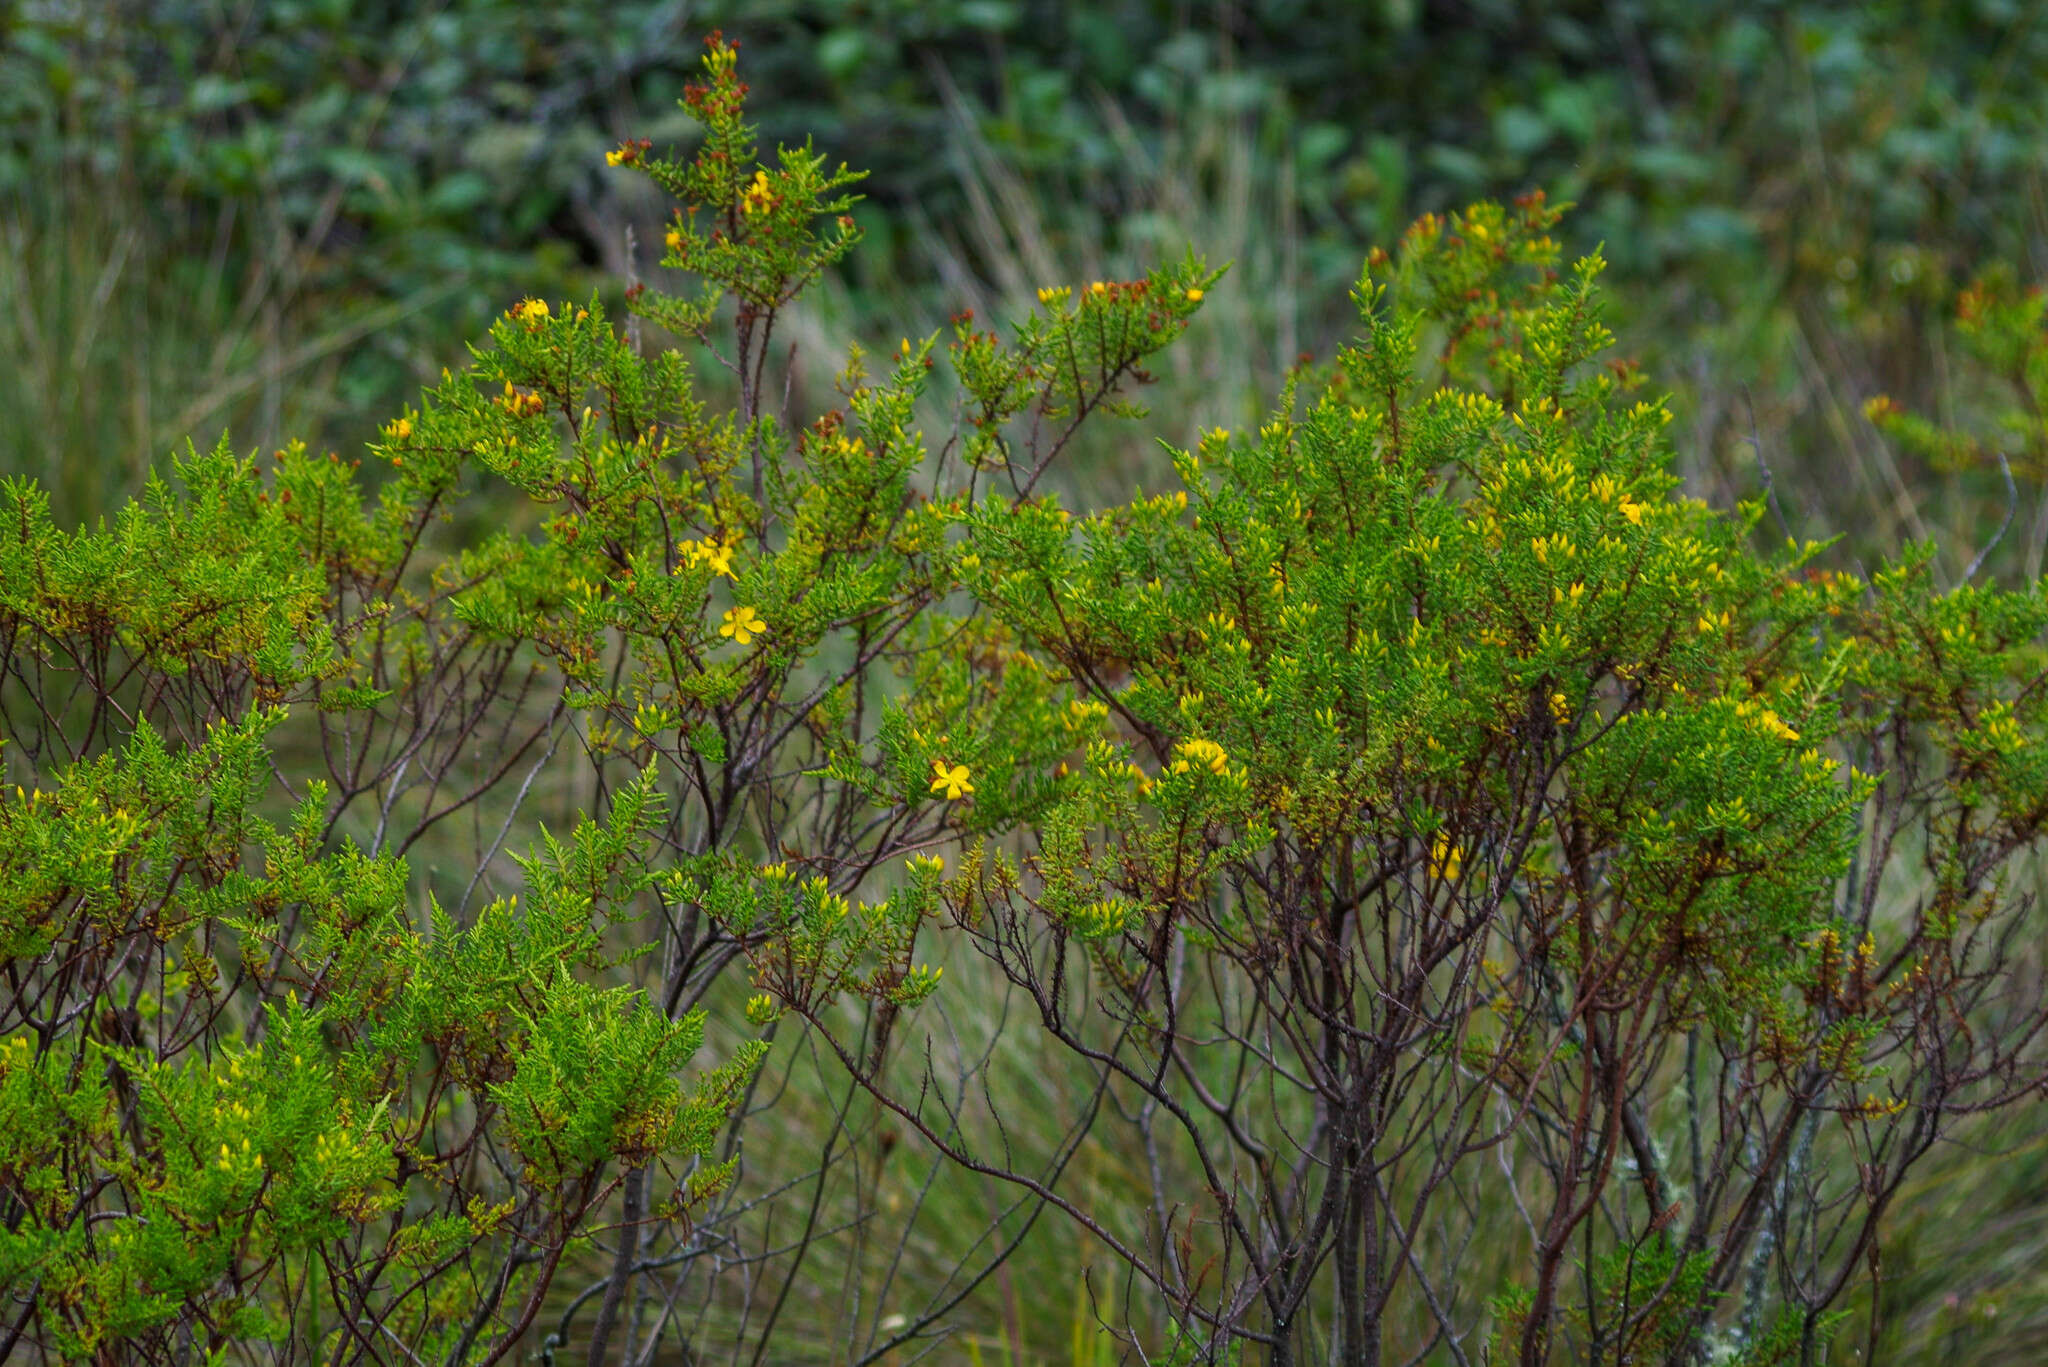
[1976,704,2025,754]
[217,1136,263,1174]
[1064,699,1110,730]
[683,536,737,578]
[1731,698,1801,742]
[632,700,678,736]
[495,382,544,419]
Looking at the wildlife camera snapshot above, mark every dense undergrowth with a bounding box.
[6,17,2048,1367]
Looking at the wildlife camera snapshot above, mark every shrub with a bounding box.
[765,203,2048,1362]
[0,33,1207,1363]
[6,30,2048,1367]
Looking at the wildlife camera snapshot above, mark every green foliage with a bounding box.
[0,33,1202,1364]
[0,713,754,1361]
[748,195,2048,1362]
[9,23,2048,1366]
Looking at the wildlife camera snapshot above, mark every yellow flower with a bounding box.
[664,227,683,251]
[1184,286,1204,302]
[1428,831,1463,883]
[741,169,776,216]
[1173,737,1229,775]
[1065,699,1109,728]
[514,297,550,326]
[384,416,412,440]
[929,760,974,800]
[1619,499,1646,525]
[1758,708,1800,742]
[719,605,765,645]
[700,540,736,578]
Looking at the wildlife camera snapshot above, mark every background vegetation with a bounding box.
[7,1,2048,1361]
[12,1,2048,538]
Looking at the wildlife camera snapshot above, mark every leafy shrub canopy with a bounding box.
[4,32,2048,1367]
